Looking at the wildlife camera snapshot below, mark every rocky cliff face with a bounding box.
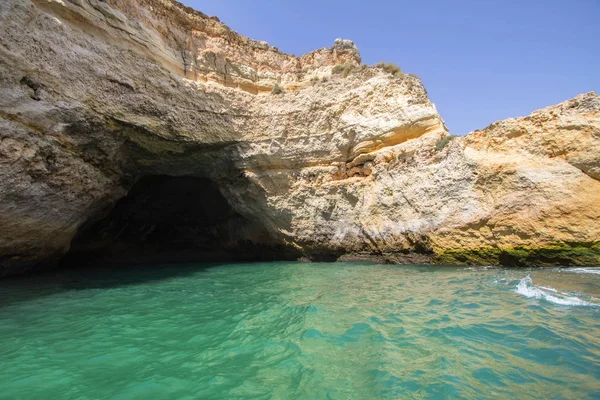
[1,0,598,277]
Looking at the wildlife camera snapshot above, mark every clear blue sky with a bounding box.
[182,0,599,135]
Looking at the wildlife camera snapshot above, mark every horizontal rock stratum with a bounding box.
[1,0,599,276]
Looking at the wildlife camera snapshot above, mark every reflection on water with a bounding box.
[1,263,599,399]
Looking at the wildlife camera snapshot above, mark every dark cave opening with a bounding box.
[61,175,299,268]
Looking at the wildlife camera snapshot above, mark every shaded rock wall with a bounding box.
[62,176,299,266]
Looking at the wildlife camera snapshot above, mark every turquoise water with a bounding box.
[1,262,600,399]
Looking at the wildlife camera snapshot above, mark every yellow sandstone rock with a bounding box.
[0,0,598,276]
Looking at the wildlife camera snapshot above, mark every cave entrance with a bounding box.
[62,175,297,267]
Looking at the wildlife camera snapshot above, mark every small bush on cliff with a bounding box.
[377,62,404,78]
[271,84,284,95]
[332,62,356,77]
[435,135,458,150]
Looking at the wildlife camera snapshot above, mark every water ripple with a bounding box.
[0,262,599,399]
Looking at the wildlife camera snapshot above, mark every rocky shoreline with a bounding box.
[0,0,598,276]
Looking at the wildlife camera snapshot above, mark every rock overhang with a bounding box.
[0,0,599,277]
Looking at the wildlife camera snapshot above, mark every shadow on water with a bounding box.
[0,258,389,309]
[0,261,487,309]
[0,261,227,309]
[3,260,579,310]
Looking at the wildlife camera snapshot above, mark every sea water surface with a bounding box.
[1,262,600,399]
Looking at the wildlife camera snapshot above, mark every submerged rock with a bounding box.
[0,0,598,276]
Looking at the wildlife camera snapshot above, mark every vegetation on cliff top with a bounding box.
[377,62,404,77]
[332,61,405,79]
[332,62,356,77]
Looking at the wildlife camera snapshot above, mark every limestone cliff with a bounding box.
[0,0,598,277]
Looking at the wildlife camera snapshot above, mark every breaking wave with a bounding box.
[515,275,598,307]
[560,267,600,275]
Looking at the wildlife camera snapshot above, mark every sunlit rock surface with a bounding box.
[0,0,598,276]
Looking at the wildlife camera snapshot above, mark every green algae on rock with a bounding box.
[434,243,600,267]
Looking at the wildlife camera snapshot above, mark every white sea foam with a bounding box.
[538,285,558,293]
[562,268,600,275]
[515,275,597,307]
[463,266,499,271]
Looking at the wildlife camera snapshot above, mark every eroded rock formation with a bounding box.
[1,0,599,276]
